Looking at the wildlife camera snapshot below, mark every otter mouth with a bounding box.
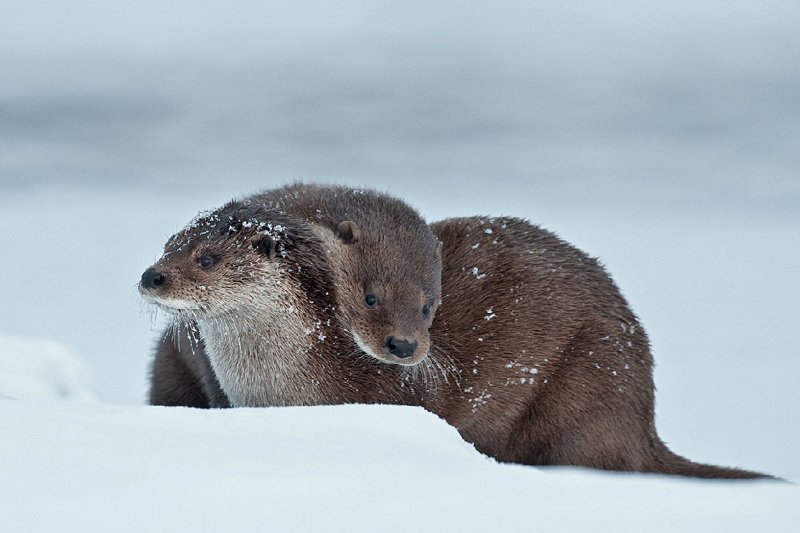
[138,264,207,314]
[351,330,428,366]
[139,291,201,313]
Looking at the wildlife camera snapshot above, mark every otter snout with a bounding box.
[141,268,168,290]
[385,337,417,359]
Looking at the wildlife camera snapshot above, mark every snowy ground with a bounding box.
[0,400,796,533]
[1,1,798,531]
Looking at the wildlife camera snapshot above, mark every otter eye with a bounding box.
[365,294,378,308]
[198,255,214,269]
[422,304,430,316]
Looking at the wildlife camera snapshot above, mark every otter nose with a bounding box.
[386,337,417,359]
[141,268,167,290]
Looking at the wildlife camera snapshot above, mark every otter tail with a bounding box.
[648,443,773,480]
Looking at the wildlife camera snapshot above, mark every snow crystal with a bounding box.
[468,389,492,412]
[471,267,487,280]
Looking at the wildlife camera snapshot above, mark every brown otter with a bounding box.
[140,202,770,479]
[141,201,421,407]
[255,183,442,366]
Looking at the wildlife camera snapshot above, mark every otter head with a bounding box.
[139,201,344,407]
[333,219,443,367]
[138,204,299,320]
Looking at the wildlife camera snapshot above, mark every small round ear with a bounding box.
[336,220,361,244]
[252,235,277,260]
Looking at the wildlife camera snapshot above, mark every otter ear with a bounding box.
[252,235,277,260]
[336,220,361,244]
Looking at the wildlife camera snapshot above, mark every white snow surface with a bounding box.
[0,400,796,533]
[0,332,95,402]
[1,1,799,530]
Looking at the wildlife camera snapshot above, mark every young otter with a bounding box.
[256,183,442,366]
[141,205,770,479]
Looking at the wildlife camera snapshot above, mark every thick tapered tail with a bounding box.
[649,443,773,480]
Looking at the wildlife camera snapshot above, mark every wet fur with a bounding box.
[143,207,770,479]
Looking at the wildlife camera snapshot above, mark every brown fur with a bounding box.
[424,217,768,478]
[149,323,229,408]
[256,183,442,366]
[142,204,771,479]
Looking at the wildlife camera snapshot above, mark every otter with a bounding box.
[256,183,442,366]
[140,202,770,479]
[141,201,422,407]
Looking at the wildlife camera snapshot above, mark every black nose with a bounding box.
[386,337,417,359]
[141,268,167,290]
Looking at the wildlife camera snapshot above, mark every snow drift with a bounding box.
[0,400,796,533]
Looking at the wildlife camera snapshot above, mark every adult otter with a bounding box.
[257,183,442,366]
[140,203,769,479]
